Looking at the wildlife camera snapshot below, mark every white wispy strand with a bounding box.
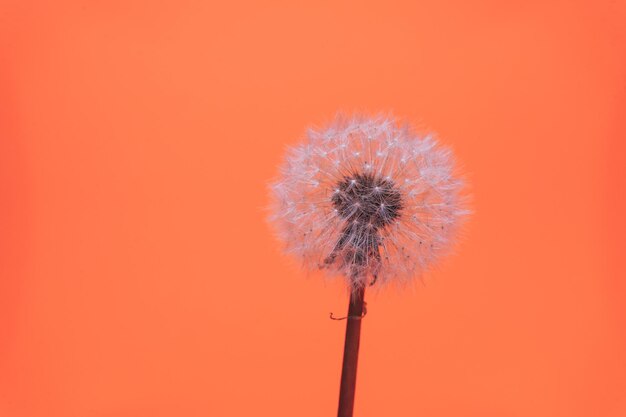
[268,114,468,290]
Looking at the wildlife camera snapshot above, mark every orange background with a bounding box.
[1,1,625,416]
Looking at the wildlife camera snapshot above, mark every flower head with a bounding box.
[269,114,468,290]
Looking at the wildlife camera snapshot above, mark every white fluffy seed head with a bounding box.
[268,114,469,290]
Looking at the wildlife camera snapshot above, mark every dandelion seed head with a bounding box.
[268,114,468,290]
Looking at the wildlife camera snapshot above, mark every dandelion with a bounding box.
[268,113,468,417]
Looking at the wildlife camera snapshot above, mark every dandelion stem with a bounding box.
[337,285,366,417]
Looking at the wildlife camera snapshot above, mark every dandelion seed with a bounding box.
[269,113,467,290]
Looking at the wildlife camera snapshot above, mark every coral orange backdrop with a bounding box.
[1,1,625,416]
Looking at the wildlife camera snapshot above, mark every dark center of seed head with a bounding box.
[331,172,403,229]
